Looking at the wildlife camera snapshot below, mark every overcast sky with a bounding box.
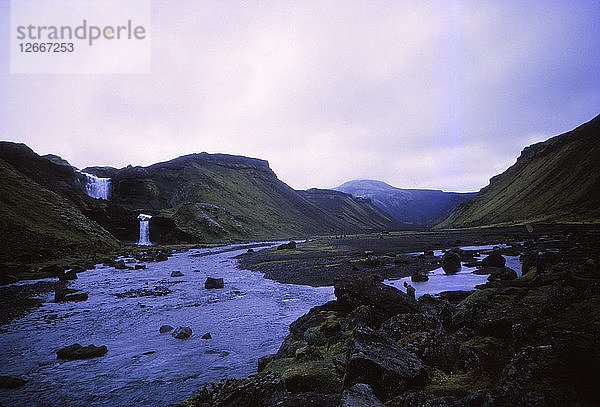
[1,0,599,192]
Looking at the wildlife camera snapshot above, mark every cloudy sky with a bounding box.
[1,0,599,192]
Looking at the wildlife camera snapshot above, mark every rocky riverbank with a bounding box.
[183,226,600,406]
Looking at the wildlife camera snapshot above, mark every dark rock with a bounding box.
[334,276,420,319]
[344,326,428,401]
[159,324,173,334]
[340,383,384,407]
[134,264,147,270]
[0,274,19,285]
[201,332,212,340]
[0,375,28,389]
[205,277,224,289]
[441,251,461,273]
[411,271,429,282]
[481,252,506,267]
[258,354,275,372]
[54,287,88,302]
[183,371,287,406]
[487,267,517,282]
[114,260,128,270]
[340,305,382,331]
[172,326,192,339]
[171,270,184,277]
[436,290,474,303]
[423,250,435,256]
[38,264,64,276]
[247,248,254,254]
[56,343,108,360]
[59,269,78,281]
[379,313,442,341]
[277,241,297,250]
[396,329,460,373]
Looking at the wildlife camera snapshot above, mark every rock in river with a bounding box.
[159,325,173,334]
[170,270,184,277]
[0,375,28,389]
[172,326,193,339]
[441,251,461,273]
[205,277,224,289]
[481,251,506,267]
[56,343,108,360]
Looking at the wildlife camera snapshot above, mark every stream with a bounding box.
[0,243,334,406]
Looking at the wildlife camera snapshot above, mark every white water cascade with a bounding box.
[83,173,111,200]
[137,214,152,246]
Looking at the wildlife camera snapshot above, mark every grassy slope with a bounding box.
[439,114,600,228]
[108,154,396,240]
[299,188,398,232]
[0,157,119,271]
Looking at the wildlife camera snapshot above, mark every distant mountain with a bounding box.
[335,179,475,226]
[299,188,399,232]
[438,114,600,228]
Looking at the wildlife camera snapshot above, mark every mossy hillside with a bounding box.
[0,159,120,276]
[439,114,600,228]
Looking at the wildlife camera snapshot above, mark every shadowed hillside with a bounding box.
[0,143,119,275]
[438,114,600,228]
[336,180,475,226]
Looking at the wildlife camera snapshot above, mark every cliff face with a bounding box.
[438,114,600,228]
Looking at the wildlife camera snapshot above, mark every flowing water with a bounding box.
[83,173,111,200]
[0,243,334,406]
[137,214,153,246]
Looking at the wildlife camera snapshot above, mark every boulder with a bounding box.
[170,270,184,277]
[441,251,461,273]
[201,332,212,340]
[172,326,193,339]
[56,343,108,360]
[379,313,442,341]
[114,260,128,270]
[334,276,420,318]
[205,277,224,289]
[411,271,429,282]
[487,267,518,282]
[54,287,88,302]
[277,241,297,250]
[134,264,147,270]
[0,375,28,389]
[481,252,506,267]
[58,269,78,281]
[344,326,428,401]
[159,325,173,334]
[340,383,385,407]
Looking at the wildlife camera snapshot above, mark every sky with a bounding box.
[1,0,599,192]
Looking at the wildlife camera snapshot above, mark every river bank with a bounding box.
[183,225,600,406]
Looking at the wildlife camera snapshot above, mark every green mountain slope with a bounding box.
[0,143,119,272]
[438,114,600,228]
[84,153,398,242]
[299,188,399,232]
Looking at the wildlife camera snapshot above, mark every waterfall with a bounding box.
[137,214,152,246]
[83,173,111,200]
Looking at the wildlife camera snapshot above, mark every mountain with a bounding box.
[298,189,399,232]
[0,142,119,274]
[438,114,600,228]
[335,179,475,226]
[1,142,403,276]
